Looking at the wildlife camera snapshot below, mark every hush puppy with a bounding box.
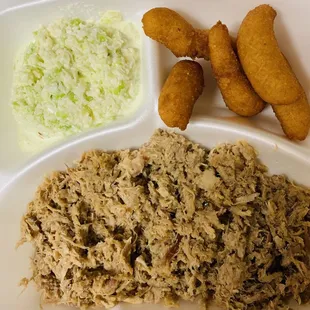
[159,60,204,130]
[237,4,303,105]
[209,21,265,116]
[142,8,209,59]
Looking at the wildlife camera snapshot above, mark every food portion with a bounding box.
[158,60,204,130]
[237,4,303,105]
[19,130,310,310]
[272,92,310,140]
[143,5,310,140]
[237,4,310,140]
[12,12,141,152]
[208,21,265,117]
[142,8,209,59]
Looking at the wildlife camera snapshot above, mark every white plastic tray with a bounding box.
[0,0,310,309]
[1,0,310,186]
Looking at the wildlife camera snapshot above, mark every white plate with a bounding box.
[0,0,310,309]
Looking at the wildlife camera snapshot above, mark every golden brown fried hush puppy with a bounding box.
[159,60,204,130]
[237,4,303,105]
[194,29,210,59]
[142,8,209,59]
[272,93,310,140]
[209,21,265,117]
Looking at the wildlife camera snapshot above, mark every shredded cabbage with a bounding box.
[12,11,141,152]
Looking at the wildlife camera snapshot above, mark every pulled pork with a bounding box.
[19,129,310,309]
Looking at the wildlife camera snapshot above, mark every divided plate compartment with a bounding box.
[0,0,160,185]
[0,0,310,309]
